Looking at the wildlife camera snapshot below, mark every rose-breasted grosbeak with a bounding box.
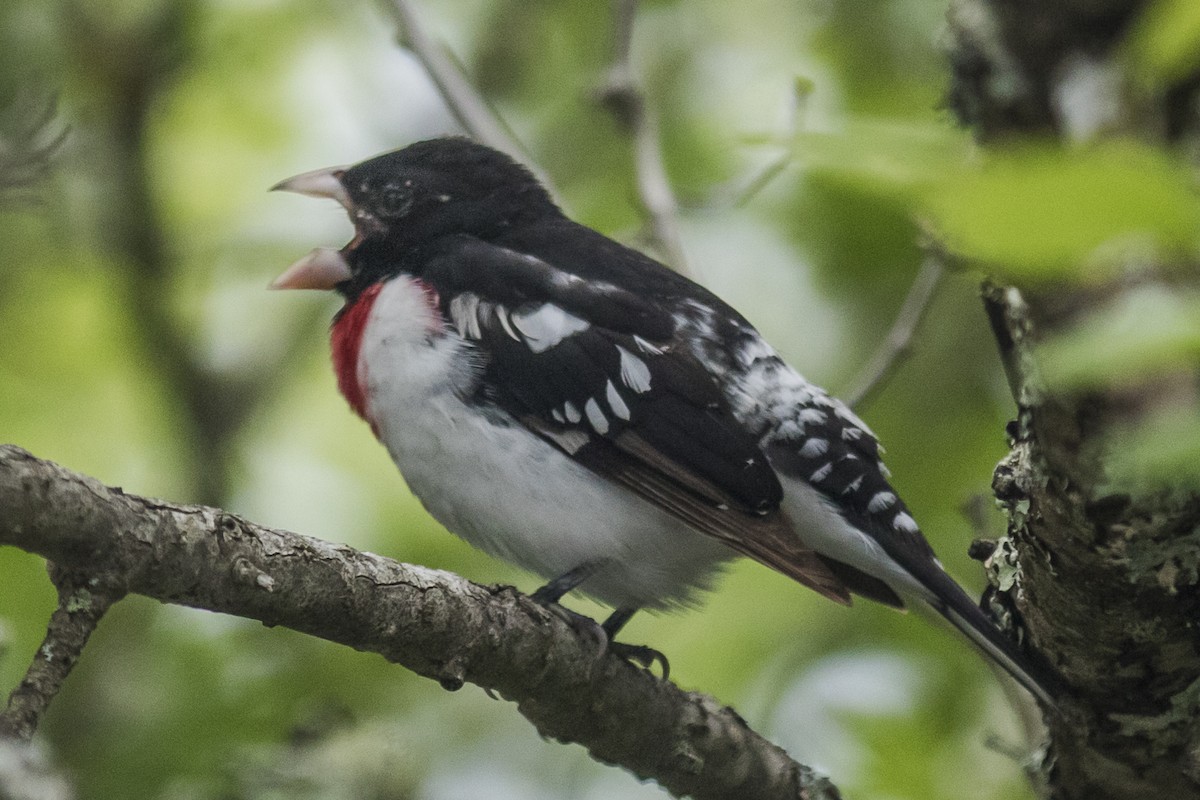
[271,137,1056,706]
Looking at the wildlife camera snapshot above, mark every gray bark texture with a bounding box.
[948,2,1200,798]
[0,445,840,800]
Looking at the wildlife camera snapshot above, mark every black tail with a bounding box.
[922,568,1060,709]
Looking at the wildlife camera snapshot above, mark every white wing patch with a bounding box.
[632,335,664,356]
[449,295,590,355]
[867,491,897,513]
[511,304,590,353]
[584,397,609,434]
[496,309,521,341]
[616,345,652,393]
[799,438,830,458]
[605,380,631,421]
[449,293,483,340]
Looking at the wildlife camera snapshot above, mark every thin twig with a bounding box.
[727,79,812,208]
[381,0,554,188]
[595,0,691,275]
[0,568,118,741]
[0,90,67,199]
[843,255,945,410]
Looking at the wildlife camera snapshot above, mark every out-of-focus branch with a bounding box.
[0,90,66,199]
[843,255,945,410]
[0,739,75,800]
[59,0,325,507]
[595,0,691,275]
[0,569,118,741]
[381,0,550,185]
[725,80,812,209]
[0,445,842,800]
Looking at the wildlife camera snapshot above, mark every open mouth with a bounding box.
[270,166,360,291]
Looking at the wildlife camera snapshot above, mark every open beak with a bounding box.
[270,247,353,291]
[271,166,355,291]
[271,166,351,208]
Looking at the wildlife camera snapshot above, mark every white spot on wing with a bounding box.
[798,438,829,458]
[867,492,897,512]
[799,408,827,425]
[512,304,590,353]
[834,403,877,439]
[605,380,631,421]
[496,306,521,341]
[617,345,652,393]
[632,335,663,355]
[563,401,582,424]
[893,511,919,533]
[551,268,584,287]
[449,293,482,340]
[551,408,565,424]
[843,475,864,494]
[810,462,833,482]
[584,397,609,434]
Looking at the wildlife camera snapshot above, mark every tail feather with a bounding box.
[924,570,1060,709]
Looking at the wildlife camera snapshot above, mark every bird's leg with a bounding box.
[528,563,610,649]
[531,562,601,604]
[530,570,669,679]
[601,606,670,680]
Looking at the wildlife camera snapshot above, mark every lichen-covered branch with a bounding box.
[0,569,118,741]
[948,2,1200,798]
[0,445,840,800]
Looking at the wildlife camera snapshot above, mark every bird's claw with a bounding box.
[607,641,670,681]
[527,595,669,680]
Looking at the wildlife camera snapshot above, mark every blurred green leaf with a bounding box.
[923,142,1200,282]
[1128,0,1200,85]
[793,118,972,199]
[1037,286,1200,391]
[1106,407,1200,493]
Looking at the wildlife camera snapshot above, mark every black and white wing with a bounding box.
[421,234,851,605]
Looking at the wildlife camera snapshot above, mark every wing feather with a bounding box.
[423,235,849,603]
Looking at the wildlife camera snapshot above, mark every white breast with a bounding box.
[355,277,733,610]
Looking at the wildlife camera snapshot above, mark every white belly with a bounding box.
[356,277,732,610]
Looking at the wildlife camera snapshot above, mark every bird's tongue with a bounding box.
[270,247,353,291]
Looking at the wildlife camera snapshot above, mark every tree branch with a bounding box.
[594,0,691,275]
[0,569,118,741]
[843,254,944,411]
[948,2,1200,797]
[0,445,840,800]
[381,0,540,175]
[0,89,65,201]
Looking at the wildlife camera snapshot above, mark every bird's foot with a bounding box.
[607,641,670,680]
[600,606,669,680]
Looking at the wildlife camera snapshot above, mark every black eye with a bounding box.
[376,181,414,218]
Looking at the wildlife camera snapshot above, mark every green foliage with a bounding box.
[924,142,1200,283]
[1105,408,1200,494]
[1037,286,1200,392]
[1128,0,1200,84]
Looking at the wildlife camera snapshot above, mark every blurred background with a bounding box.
[0,0,1035,798]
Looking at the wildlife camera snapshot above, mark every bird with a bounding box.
[270,136,1058,706]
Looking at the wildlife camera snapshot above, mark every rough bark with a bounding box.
[0,445,840,800]
[948,3,1200,799]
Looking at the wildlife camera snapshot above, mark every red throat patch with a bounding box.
[331,283,384,429]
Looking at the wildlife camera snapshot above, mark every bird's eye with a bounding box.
[376,182,414,218]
